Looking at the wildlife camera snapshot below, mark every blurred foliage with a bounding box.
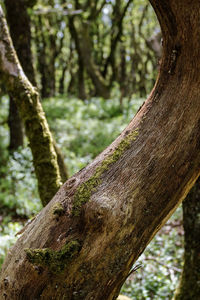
[0,96,41,266]
[29,0,160,98]
[0,97,41,217]
[0,94,183,300]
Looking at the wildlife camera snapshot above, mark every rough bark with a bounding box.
[0,6,62,206]
[173,179,200,300]
[1,0,200,299]
[146,17,200,298]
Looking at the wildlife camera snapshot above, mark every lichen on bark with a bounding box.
[72,129,139,216]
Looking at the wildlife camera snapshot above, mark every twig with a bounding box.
[125,263,143,280]
[34,9,83,16]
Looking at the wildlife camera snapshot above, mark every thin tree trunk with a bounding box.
[1,0,200,299]
[68,18,87,99]
[4,0,36,85]
[69,16,109,99]
[8,97,24,151]
[5,0,68,189]
[59,63,67,95]
[119,45,127,107]
[103,0,133,81]
[5,0,37,151]
[0,7,62,206]
[78,57,87,100]
[35,15,52,99]
[173,179,200,300]
[53,141,68,183]
[79,22,109,98]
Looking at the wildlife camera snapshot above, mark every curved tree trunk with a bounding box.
[1,0,200,299]
[0,6,62,206]
[173,179,200,300]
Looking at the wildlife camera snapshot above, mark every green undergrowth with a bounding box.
[42,95,144,176]
[121,206,184,299]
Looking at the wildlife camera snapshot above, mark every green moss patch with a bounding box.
[25,240,81,273]
[52,202,65,217]
[72,129,139,216]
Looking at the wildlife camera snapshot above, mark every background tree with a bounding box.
[29,0,158,99]
[173,180,200,300]
[0,6,62,206]
[5,0,37,151]
[4,0,68,185]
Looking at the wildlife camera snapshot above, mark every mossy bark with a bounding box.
[1,0,200,299]
[5,0,68,189]
[173,179,200,300]
[0,6,62,206]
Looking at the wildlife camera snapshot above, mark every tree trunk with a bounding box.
[69,16,110,99]
[68,18,87,99]
[8,96,24,151]
[59,63,67,95]
[102,0,133,82]
[77,57,87,100]
[0,6,62,206]
[4,0,36,85]
[1,0,200,299]
[5,0,68,196]
[173,179,200,300]
[119,45,127,107]
[53,141,68,183]
[35,15,54,99]
[5,0,37,151]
